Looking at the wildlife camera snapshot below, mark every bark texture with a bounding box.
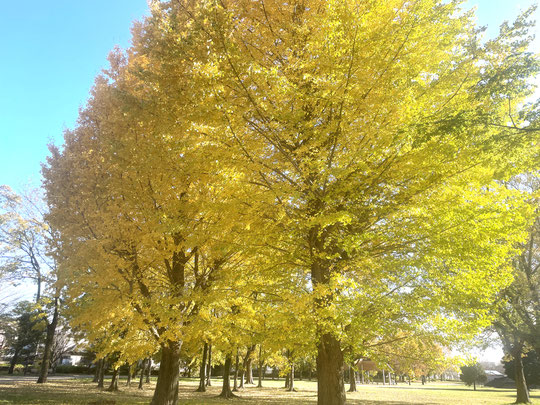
[150,341,182,405]
[219,354,237,399]
[317,333,346,405]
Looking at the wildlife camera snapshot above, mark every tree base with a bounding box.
[217,391,240,399]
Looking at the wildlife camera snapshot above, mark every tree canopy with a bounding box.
[42,1,539,404]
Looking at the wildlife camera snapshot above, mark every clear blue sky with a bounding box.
[0,0,149,191]
[0,0,538,192]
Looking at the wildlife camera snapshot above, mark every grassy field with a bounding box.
[0,376,538,405]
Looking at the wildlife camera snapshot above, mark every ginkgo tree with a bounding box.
[43,0,540,404]
[160,1,538,403]
[43,45,255,404]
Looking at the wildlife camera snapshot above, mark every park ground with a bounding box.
[0,377,539,405]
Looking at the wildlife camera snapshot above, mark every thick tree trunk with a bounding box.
[107,368,119,392]
[514,352,530,403]
[311,239,346,405]
[139,359,146,390]
[285,372,290,389]
[348,365,357,392]
[233,351,240,391]
[317,333,346,405]
[37,298,59,384]
[206,344,212,386]
[197,343,208,392]
[219,354,237,399]
[150,341,182,405]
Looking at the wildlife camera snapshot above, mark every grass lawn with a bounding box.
[0,376,538,404]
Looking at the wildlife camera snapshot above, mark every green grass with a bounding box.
[0,376,538,404]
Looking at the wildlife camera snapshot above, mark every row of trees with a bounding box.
[2,1,540,405]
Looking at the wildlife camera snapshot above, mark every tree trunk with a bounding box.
[8,348,20,374]
[127,364,133,387]
[206,344,212,386]
[107,368,119,392]
[219,354,236,399]
[139,359,146,389]
[316,333,346,405]
[98,359,106,389]
[514,351,530,403]
[238,345,253,389]
[239,368,245,389]
[196,343,208,392]
[93,359,103,383]
[287,362,295,391]
[37,297,59,384]
[246,357,254,384]
[348,364,357,392]
[36,273,42,303]
[257,346,263,388]
[150,341,182,405]
[285,372,290,389]
[473,381,476,391]
[312,245,346,405]
[146,357,152,383]
[233,351,240,392]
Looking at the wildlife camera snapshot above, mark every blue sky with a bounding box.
[0,0,538,192]
[0,0,148,191]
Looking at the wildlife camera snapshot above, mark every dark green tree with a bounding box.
[6,301,45,374]
[460,363,487,391]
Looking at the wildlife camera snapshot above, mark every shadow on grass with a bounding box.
[0,377,538,405]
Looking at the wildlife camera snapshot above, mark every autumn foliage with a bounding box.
[42,1,539,404]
